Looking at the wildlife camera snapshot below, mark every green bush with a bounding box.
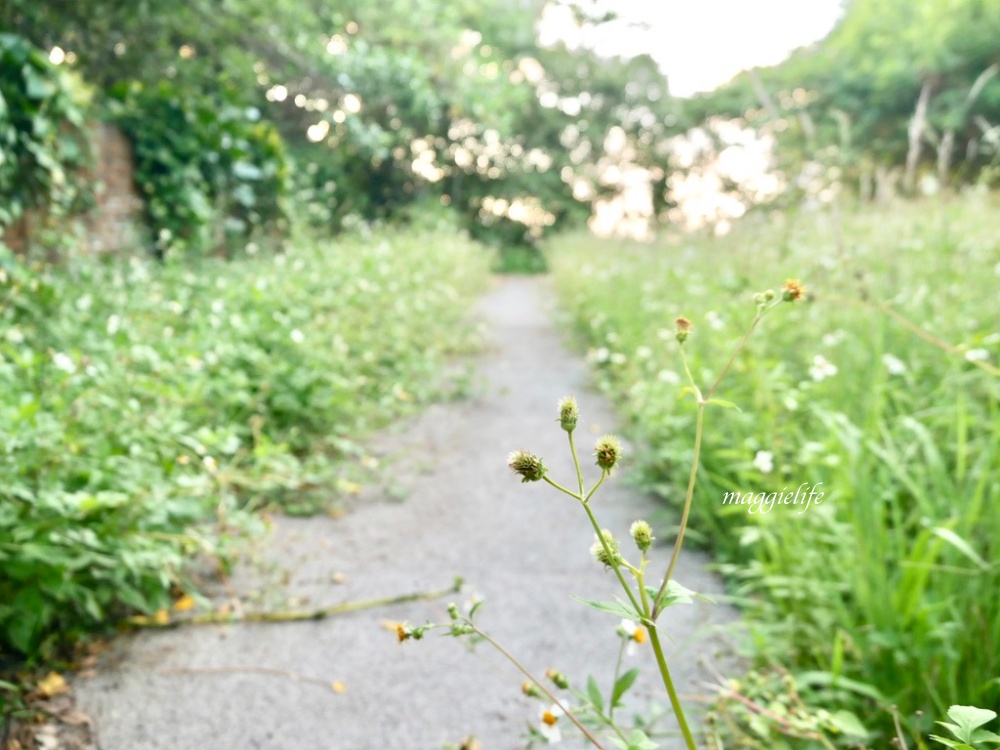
[0,227,488,659]
[0,34,89,242]
[548,195,1000,744]
[109,79,288,258]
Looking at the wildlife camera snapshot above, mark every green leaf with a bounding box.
[646,580,711,611]
[705,398,742,411]
[829,710,868,737]
[572,596,642,622]
[794,671,884,701]
[611,667,640,708]
[585,674,604,714]
[22,64,57,100]
[931,528,990,571]
[942,706,999,742]
[610,729,659,750]
[929,738,973,750]
[677,386,698,401]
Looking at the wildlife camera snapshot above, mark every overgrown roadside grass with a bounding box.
[0,227,490,671]
[546,193,1000,747]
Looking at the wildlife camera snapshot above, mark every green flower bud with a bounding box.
[447,603,460,620]
[590,529,623,567]
[507,450,547,483]
[545,668,569,690]
[594,435,623,473]
[630,520,654,552]
[557,395,579,432]
[675,316,693,344]
[521,681,542,698]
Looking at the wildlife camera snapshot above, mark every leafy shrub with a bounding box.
[0,226,488,659]
[109,79,288,257]
[0,34,89,242]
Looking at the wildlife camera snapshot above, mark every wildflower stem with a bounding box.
[647,626,698,750]
[653,404,704,617]
[467,624,607,750]
[704,308,769,402]
[583,472,607,503]
[580,501,644,616]
[542,475,582,500]
[568,431,586,496]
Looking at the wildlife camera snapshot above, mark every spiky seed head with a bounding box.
[630,520,654,552]
[506,450,547,483]
[590,529,623,567]
[782,279,806,302]
[594,435,623,472]
[557,395,579,432]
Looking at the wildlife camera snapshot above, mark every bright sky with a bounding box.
[541,1,845,97]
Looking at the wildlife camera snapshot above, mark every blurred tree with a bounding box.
[3,0,675,247]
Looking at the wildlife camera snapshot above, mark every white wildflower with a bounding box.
[591,347,610,363]
[618,618,648,656]
[538,704,563,744]
[882,353,907,375]
[753,450,774,474]
[52,352,76,373]
[657,369,680,385]
[821,330,845,347]
[809,354,838,381]
[965,348,989,362]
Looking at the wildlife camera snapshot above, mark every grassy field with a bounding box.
[0,227,490,663]
[547,193,1000,747]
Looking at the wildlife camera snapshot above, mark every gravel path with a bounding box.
[75,276,741,749]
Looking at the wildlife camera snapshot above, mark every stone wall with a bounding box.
[2,123,145,255]
[82,122,145,253]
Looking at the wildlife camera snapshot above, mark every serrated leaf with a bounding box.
[928,739,972,750]
[572,596,642,622]
[943,706,999,742]
[611,668,640,708]
[646,580,710,611]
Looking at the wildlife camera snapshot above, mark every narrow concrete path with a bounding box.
[76,277,740,749]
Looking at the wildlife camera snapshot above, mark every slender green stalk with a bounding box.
[648,626,697,750]
[469,625,607,750]
[568,431,586,496]
[542,475,581,500]
[654,404,704,615]
[608,637,628,722]
[579,498,644,616]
